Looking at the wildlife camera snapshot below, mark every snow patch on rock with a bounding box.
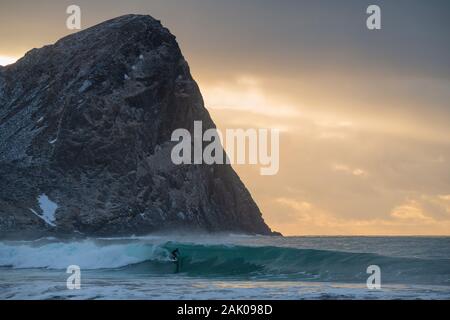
[30,194,58,226]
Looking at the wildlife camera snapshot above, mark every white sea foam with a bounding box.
[1,275,449,300]
[0,240,169,269]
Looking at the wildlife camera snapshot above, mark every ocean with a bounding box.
[0,235,449,300]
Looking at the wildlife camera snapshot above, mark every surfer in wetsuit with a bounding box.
[171,248,180,273]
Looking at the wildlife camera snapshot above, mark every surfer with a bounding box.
[171,248,180,273]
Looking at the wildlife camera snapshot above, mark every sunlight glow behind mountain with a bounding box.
[0,55,18,66]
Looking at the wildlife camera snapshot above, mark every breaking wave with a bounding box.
[1,239,449,285]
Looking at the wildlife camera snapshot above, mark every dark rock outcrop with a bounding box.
[0,14,275,239]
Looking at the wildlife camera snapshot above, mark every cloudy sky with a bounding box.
[1,0,449,235]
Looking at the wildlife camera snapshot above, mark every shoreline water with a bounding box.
[1,236,449,299]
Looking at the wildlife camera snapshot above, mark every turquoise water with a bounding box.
[1,235,449,299]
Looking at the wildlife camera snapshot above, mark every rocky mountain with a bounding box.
[0,14,276,239]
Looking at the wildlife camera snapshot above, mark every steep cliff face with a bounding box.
[0,14,275,239]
